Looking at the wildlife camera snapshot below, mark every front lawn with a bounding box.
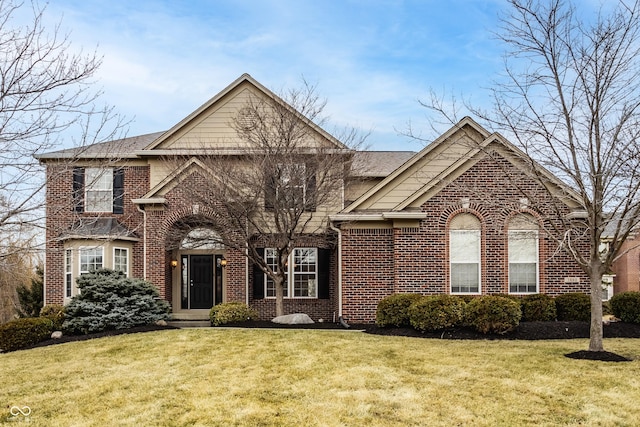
[2,328,640,426]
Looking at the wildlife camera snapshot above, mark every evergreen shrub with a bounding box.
[40,304,66,330]
[0,317,53,352]
[375,293,423,327]
[63,269,170,334]
[610,292,640,323]
[521,294,557,322]
[465,295,522,334]
[555,293,590,321]
[408,295,466,332]
[210,302,258,326]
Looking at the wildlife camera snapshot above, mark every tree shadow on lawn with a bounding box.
[20,320,639,361]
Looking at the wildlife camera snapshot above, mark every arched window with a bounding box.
[180,228,225,250]
[449,213,481,294]
[508,214,539,294]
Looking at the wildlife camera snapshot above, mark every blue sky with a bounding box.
[43,0,510,150]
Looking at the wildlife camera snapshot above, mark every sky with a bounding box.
[35,0,513,150]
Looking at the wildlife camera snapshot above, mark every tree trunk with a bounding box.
[588,272,604,352]
[274,274,284,317]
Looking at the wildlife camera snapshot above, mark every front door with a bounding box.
[181,254,224,310]
[190,255,214,309]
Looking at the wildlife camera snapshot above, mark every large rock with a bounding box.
[51,331,63,339]
[271,313,315,325]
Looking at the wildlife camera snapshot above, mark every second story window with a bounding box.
[85,168,113,212]
[264,163,316,211]
[73,167,124,214]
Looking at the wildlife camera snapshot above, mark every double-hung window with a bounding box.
[449,213,481,294]
[265,248,288,298]
[80,247,103,274]
[85,168,113,212]
[65,249,73,298]
[265,248,317,298]
[113,247,129,276]
[278,163,306,207]
[265,163,316,211]
[508,214,539,294]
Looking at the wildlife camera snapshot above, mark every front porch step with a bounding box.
[167,320,211,328]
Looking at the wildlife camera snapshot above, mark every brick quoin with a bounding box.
[339,155,590,323]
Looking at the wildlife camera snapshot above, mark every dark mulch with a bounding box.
[14,320,640,361]
[23,324,179,351]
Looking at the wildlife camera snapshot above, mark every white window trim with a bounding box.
[65,248,73,298]
[265,247,318,299]
[79,246,104,274]
[85,167,113,212]
[113,247,129,277]
[508,230,539,294]
[450,230,481,295]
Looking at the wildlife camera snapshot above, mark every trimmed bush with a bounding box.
[63,269,170,334]
[376,293,423,327]
[555,293,590,322]
[521,294,557,322]
[465,295,522,334]
[408,295,466,332]
[610,292,640,323]
[210,302,258,326]
[40,304,66,330]
[0,317,54,352]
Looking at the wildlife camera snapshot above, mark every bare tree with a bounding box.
[165,80,365,317]
[419,0,640,353]
[0,0,125,257]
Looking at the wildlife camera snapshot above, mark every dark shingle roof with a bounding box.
[352,151,416,177]
[60,218,139,241]
[35,131,166,160]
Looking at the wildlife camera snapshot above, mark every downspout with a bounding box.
[246,242,250,306]
[329,222,343,319]
[136,204,147,280]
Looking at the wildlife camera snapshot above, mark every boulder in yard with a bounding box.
[272,313,315,325]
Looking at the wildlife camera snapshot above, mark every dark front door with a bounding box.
[190,255,214,309]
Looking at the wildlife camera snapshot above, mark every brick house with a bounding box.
[37,74,592,323]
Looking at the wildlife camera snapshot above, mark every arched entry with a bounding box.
[173,226,226,311]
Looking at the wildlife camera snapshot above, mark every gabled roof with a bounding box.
[343,117,583,213]
[135,157,216,201]
[142,73,349,154]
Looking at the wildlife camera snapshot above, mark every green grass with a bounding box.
[2,329,640,426]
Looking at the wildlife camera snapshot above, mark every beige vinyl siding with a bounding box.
[356,135,481,211]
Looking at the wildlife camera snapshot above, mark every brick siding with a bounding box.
[339,155,591,323]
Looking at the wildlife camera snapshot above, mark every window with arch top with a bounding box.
[449,213,481,294]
